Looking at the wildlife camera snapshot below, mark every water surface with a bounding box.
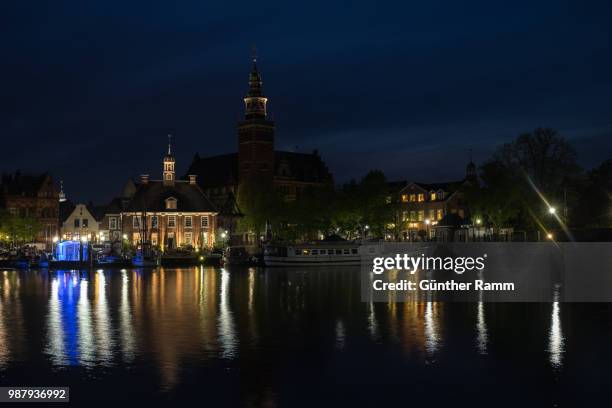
[0,267,610,406]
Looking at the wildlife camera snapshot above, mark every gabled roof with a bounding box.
[125,180,217,213]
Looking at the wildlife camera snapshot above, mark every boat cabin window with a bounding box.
[302,249,310,255]
[343,249,350,254]
[311,250,318,255]
[351,248,358,254]
[336,249,342,255]
[319,249,326,255]
[295,249,301,256]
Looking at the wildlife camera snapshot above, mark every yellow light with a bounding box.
[425,219,431,225]
[548,207,556,215]
[52,236,59,243]
[476,218,482,225]
[199,256,204,261]
[547,233,553,240]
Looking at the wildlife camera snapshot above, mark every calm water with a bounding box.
[0,267,611,406]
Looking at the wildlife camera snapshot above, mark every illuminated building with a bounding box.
[390,160,476,241]
[114,139,218,250]
[0,171,60,246]
[186,54,333,244]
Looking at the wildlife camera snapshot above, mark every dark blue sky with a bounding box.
[1,0,611,203]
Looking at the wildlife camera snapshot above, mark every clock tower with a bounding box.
[238,53,275,184]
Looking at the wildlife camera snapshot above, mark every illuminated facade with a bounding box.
[118,140,218,250]
[392,161,476,240]
[0,171,60,245]
[60,203,101,242]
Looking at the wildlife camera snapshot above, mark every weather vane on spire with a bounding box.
[251,45,257,63]
[168,134,172,155]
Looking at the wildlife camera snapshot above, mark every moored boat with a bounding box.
[264,237,364,266]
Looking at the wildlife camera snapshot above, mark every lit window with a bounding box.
[151,233,158,245]
[418,210,424,221]
[168,216,176,228]
[410,211,416,221]
[165,197,177,209]
[401,194,409,202]
[184,232,193,245]
[430,192,437,201]
[201,215,209,228]
[184,216,192,228]
[417,194,425,202]
[429,209,435,220]
[437,209,443,220]
[109,217,117,230]
[133,216,141,229]
[402,211,408,221]
[409,194,416,202]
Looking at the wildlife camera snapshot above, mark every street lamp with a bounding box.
[548,206,556,215]
[425,219,431,241]
[547,233,554,240]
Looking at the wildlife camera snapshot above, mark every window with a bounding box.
[418,210,424,221]
[437,209,443,220]
[437,190,445,200]
[109,217,117,230]
[133,216,141,229]
[74,219,80,228]
[311,249,318,255]
[168,216,176,228]
[401,194,409,202]
[82,219,88,228]
[343,249,350,254]
[184,232,193,245]
[165,174,172,181]
[409,194,416,202]
[429,209,435,221]
[151,215,158,228]
[402,211,408,221]
[351,248,358,254]
[151,233,158,245]
[430,192,437,201]
[295,249,301,255]
[184,216,193,228]
[410,211,417,221]
[319,249,326,255]
[335,249,342,255]
[201,215,209,228]
[417,193,425,202]
[165,197,177,210]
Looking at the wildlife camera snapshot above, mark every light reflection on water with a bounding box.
[0,265,590,403]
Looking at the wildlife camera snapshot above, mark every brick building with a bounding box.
[0,172,60,245]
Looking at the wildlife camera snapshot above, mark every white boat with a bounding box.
[264,239,366,266]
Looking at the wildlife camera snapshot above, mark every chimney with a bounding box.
[140,174,149,184]
[188,175,197,185]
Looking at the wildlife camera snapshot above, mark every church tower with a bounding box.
[163,135,176,186]
[238,52,275,183]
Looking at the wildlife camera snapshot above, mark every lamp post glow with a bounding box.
[548,206,556,215]
[547,233,554,240]
[476,218,482,225]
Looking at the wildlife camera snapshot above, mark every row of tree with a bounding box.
[235,128,611,242]
[464,128,611,232]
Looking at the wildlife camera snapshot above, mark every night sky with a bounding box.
[2,1,611,203]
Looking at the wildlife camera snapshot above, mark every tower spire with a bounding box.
[244,50,267,119]
[163,134,176,186]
